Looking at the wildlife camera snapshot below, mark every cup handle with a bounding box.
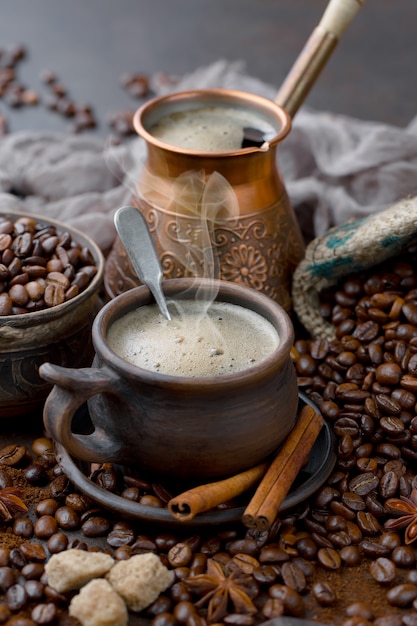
[39,362,124,464]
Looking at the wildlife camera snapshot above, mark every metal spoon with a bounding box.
[114,205,171,320]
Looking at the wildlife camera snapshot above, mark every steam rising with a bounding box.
[105,128,241,331]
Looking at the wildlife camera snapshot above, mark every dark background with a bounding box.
[0,0,416,138]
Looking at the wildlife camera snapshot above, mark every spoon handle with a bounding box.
[114,206,171,320]
[275,0,365,118]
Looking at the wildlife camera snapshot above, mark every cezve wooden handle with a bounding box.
[275,0,365,118]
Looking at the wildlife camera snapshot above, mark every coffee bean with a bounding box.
[252,565,278,586]
[269,584,305,617]
[9,548,27,569]
[91,465,119,492]
[296,537,318,560]
[340,545,362,566]
[379,470,399,498]
[31,602,57,624]
[139,494,164,508]
[360,540,389,562]
[0,444,26,466]
[24,463,48,486]
[391,545,416,568]
[328,530,351,549]
[345,602,374,620]
[170,581,193,604]
[311,581,337,606]
[375,442,402,459]
[81,515,111,537]
[311,532,333,549]
[402,615,417,626]
[370,557,396,584]
[227,539,258,557]
[24,580,44,601]
[131,536,157,554]
[6,583,27,611]
[146,595,173,618]
[168,543,193,568]
[34,499,59,517]
[356,457,378,473]
[317,548,341,570]
[21,563,44,580]
[34,515,59,539]
[106,523,135,548]
[44,584,68,604]
[345,521,363,544]
[12,517,33,538]
[349,473,379,496]
[341,492,365,512]
[20,542,46,562]
[375,363,402,385]
[380,531,402,551]
[0,566,16,592]
[387,583,417,607]
[365,494,385,517]
[333,417,359,438]
[49,474,70,499]
[186,554,206,578]
[152,613,179,626]
[295,354,317,376]
[375,394,402,415]
[280,561,306,593]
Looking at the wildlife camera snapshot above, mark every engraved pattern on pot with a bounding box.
[105,202,303,310]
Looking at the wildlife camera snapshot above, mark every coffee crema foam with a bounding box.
[107,301,280,377]
[149,105,276,152]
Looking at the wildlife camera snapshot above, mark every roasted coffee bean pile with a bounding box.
[40,70,97,134]
[0,43,98,134]
[2,249,417,625]
[0,42,154,138]
[0,45,39,111]
[0,216,98,315]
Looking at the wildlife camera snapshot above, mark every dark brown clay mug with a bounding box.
[40,278,298,482]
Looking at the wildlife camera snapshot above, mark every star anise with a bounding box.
[185,558,258,623]
[384,488,417,544]
[0,487,28,522]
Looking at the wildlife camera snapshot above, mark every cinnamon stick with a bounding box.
[242,405,323,530]
[168,462,268,522]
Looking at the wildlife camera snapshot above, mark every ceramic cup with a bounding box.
[40,278,298,482]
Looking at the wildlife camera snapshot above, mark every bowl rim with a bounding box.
[0,209,105,325]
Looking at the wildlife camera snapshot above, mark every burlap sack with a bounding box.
[291,196,417,339]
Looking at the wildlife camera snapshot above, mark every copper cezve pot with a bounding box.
[104,89,304,311]
[104,0,365,310]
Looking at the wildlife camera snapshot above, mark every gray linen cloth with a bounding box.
[0,59,417,254]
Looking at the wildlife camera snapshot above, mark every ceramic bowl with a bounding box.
[0,210,104,418]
